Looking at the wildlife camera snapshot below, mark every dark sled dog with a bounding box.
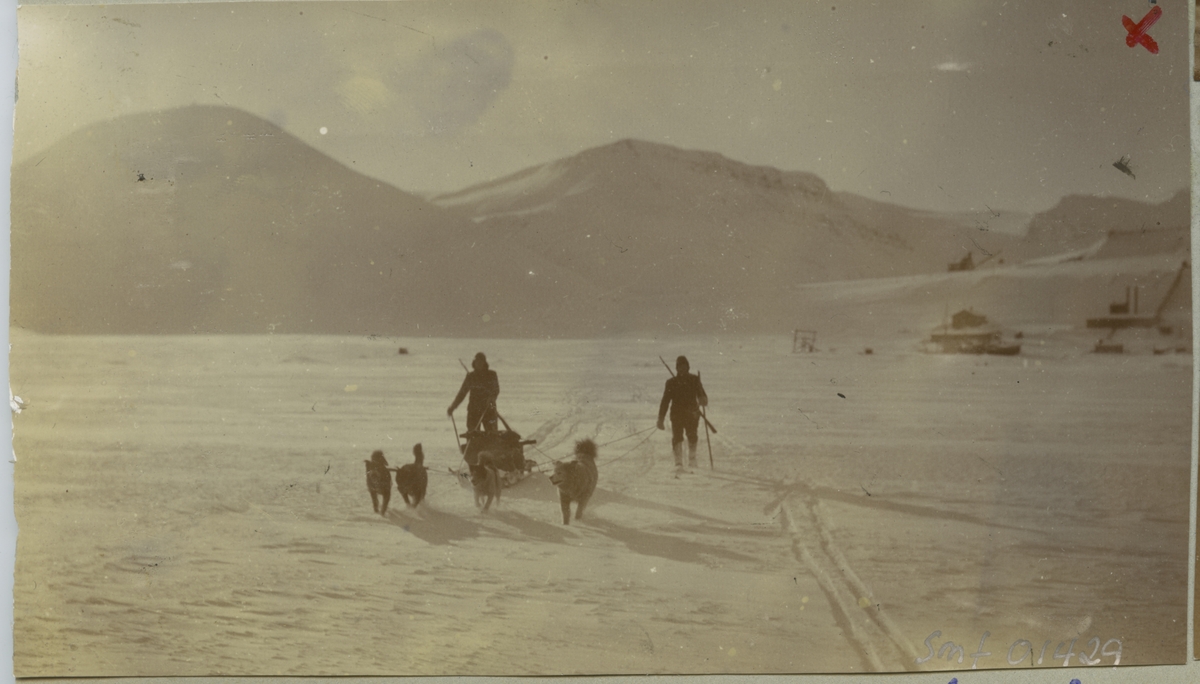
[364,450,392,516]
[470,452,501,512]
[395,443,429,508]
[549,439,598,525]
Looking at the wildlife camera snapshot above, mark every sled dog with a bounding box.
[549,439,598,525]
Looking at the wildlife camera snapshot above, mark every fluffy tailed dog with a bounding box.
[395,443,429,508]
[549,439,598,525]
[470,451,501,512]
[364,450,392,516]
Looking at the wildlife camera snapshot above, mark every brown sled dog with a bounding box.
[471,451,501,512]
[549,439,598,525]
[395,443,429,508]
[364,450,392,516]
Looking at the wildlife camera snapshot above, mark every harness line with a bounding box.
[527,425,658,475]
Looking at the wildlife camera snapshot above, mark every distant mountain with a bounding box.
[10,105,592,336]
[11,107,1190,336]
[431,138,1187,333]
[1020,191,1190,256]
[433,139,1022,280]
[429,139,1028,332]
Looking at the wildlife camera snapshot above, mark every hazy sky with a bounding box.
[14,0,1192,213]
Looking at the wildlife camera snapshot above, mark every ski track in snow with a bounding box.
[9,333,1191,676]
[774,481,918,671]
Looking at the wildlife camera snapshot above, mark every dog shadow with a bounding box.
[584,517,758,566]
[503,473,737,532]
[382,506,485,546]
[587,487,740,527]
[490,510,578,545]
[379,501,569,546]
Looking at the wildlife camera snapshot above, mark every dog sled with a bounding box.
[450,426,538,491]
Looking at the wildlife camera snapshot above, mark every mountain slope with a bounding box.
[430,140,1022,332]
[1022,191,1191,256]
[432,139,1187,333]
[12,112,1189,337]
[11,106,596,336]
[433,139,1011,284]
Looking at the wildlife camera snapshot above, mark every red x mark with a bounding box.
[1122,5,1162,54]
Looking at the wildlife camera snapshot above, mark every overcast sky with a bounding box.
[14,0,1191,214]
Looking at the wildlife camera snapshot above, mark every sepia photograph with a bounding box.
[8,0,1194,676]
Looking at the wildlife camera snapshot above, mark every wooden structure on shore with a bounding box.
[792,329,817,353]
[1086,261,1190,332]
[927,309,1021,355]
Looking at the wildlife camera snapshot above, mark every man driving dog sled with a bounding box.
[448,352,500,433]
[656,355,708,472]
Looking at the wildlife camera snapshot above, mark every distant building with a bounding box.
[1086,260,1191,336]
[927,308,1020,355]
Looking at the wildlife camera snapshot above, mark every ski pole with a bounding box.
[450,413,463,453]
[701,406,714,470]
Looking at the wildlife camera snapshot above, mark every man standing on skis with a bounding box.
[656,355,708,472]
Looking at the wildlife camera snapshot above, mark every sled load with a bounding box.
[452,427,538,490]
